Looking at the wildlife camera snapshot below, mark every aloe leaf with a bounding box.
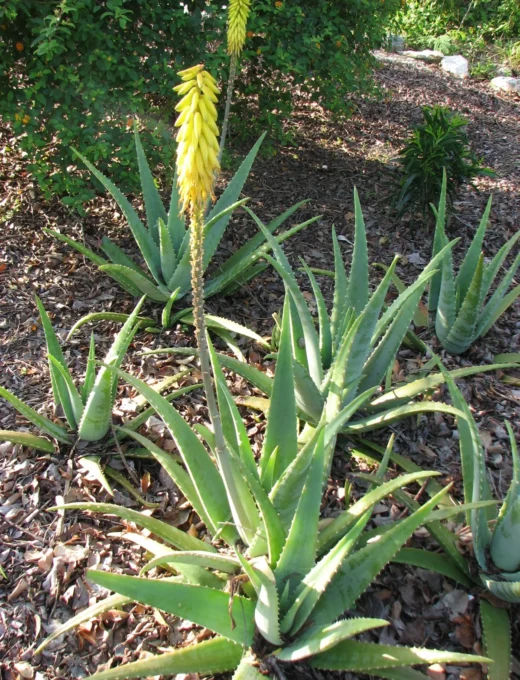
[456,195,492,299]
[309,639,491,672]
[301,260,332,369]
[48,355,85,428]
[370,362,517,410]
[0,430,55,452]
[490,421,520,572]
[480,231,520,297]
[43,227,107,266]
[347,188,369,314]
[100,237,147,276]
[106,366,236,544]
[443,253,485,354]
[477,251,520,336]
[44,228,142,296]
[78,298,144,441]
[275,618,388,662]
[134,127,168,246]
[330,227,350,354]
[208,345,257,478]
[34,593,131,655]
[115,427,215,529]
[67,313,154,341]
[435,246,457,344]
[204,215,319,299]
[167,198,250,294]
[480,601,511,680]
[79,456,114,496]
[441,364,493,568]
[317,471,438,554]
[227,451,286,566]
[392,548,472,586]
[293,360,325,422]
[429,174,448,312]
[161,288,181,329]
[482,576,520,603]
[250,557,282,645]
[99,265,169,301]
[342,402,465,434]
[167,173,186,253]
[281,512,371,635]
[219,199,308,275]
[141,551,240,575]
[72,147,162,281]
[176,311,268,347]
[249,214,322,386]
[261,305,297,488]
[275,429,326,590]
[232,655,265,680]
[204,134,265,265]
[311,486,450,625]
[0,385,70,443]
[54,501,215,551]
[85,636,242,680]
[158,218,177,284]
[479,284,520,339]
[87,570,255,646]
[359,288,425,394]
[81,333,97,403]
[34,296,79,428]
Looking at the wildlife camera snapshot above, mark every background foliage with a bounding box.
[0,0,399,207]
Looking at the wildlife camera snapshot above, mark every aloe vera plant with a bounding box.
[44,129,316,326]
[385,364,519,680]
[0,296,173,445]
[37,323,491,678]
[429,172,520,354]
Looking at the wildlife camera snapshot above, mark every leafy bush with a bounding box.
[394,105,492,222]
[429,174,520,354]
[1,0,400,205]
[390,0,520,48]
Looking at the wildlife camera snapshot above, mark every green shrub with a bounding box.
[390,0,520,48]
[1,0,400,207]
[394,105,492,222]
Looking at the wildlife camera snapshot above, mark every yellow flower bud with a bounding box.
[174,64,220,213]
[227,0,251,56]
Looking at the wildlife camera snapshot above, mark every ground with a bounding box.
[1,53,520,680]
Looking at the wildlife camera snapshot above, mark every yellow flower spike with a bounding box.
[174,63,220,213]
[227,0,251,56]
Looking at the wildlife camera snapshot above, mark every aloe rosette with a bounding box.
[0,297,195,446]
[429,172,520,354]
[45,129,314,327]
[37,316,491,678]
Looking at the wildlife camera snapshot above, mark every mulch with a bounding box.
[1,52,520,680]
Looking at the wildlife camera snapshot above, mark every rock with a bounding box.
[490,76,520,93]
[402,49,444,64]
[441,55,469,79]
[388,34,405,52]
[496,64,513,77]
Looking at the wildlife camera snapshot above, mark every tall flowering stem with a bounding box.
[174,64,226,454]
[219,0,251,161]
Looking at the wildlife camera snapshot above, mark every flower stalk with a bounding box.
[174,64,226,456]
[219,0,251,161]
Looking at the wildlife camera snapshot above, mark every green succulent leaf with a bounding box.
[87,570,255,646]
[392,548,472,587]
[480,600,512,680]
[0,385,70,443]
[347,188,369,314]
[134,126,168,246]
[0,430,55,452]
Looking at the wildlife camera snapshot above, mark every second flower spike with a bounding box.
[174,64,220,213]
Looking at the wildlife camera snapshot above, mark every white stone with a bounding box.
[490,76,520,93]
[441,55,469,79]
[402,49,444,64]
